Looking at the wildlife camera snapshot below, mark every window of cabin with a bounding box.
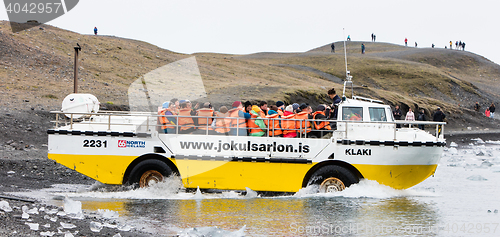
[369,107,387,121]
[342,107,363,121]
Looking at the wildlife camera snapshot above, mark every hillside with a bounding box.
[1,21,500,151]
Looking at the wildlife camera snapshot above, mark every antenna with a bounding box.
[342,28,353,99]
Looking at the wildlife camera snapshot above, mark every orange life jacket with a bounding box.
[277,110,284,117]
[196,108,214,130]
[295,111,311,134]
[228,108,247,130]
[247,113,263,135]
[312,111,331,130]
[215,112,231,134]
[159,108,176,130]
[281,113,296,135]
[264,113,282,136]
[178,108,196,132]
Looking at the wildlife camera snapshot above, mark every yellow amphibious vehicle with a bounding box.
[48,93,446,193]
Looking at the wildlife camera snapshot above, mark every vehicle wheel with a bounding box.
[129,159,173,188]
[308,165,359,193]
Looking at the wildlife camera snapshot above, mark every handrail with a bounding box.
[49,111,446,139]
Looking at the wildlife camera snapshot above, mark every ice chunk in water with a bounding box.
[90,221,103,232]
[467,175,488,181]
[63,197,84,219]
[60,222,77,229]
[43,223,51,228]
[97,209,119,219]
[25,222,39,230]
[40,231,55,236]
[46,208,58,214]
[113,234,122,237]
[448,147,458,154]
[22,212,29,219]
[21,205,28,212]
[472,138,485,144]
[117,224,132,231]
[245,187,258,198]
[176,226,246,237]
[449,142,458,147]
[7,170,15,174]
[0,201,12,212]
[64,232,74,237]
[27,207,39,214]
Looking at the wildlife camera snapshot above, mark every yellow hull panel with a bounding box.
[353,164,438,189]
[48,153,137,185]
[48,153,438,191]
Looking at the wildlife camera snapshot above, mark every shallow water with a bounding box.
[11,139,500,236]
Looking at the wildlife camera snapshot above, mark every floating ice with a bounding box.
[40,231,55,236]
[472,138,485,144]
[448,147,458,154]
[60,222,77,229]
[467,175,488,181]
[117,223,133,231]
[57,211,66,216]
[98,209,119,219]
[192,187,204,200]
[245,187,258,198]
[480,160,494,168]
[90,221,103,232]
[27,207,39,214]
[21,205,28,212]
[39,206,45,212]
[25,222,39,230]
[449,142,458,147]
[476,151,485,156]
[491,166,500,172]
[64,232,74,237]
[103,222,118,229]
[113,234,122,237]
[7,171,15,174]
[486,140,500,145]
[0,200,12,212]
[63,197,84,219]
[43,223,51,228]
[46,208,58,215]
[176,226,246,237]
[22,212,29,219]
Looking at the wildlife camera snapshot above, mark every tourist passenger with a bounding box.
[282,105,297,138]
[259,101,268,117]
[292,103,300,113]
[178,102,196,134]
[248,106,267,137]
[228,101,249,136]
[311,105,332,138]
[170,98,179,114]
[295,104,311,136]
[265,110,282,137]
[214,106,231,135]
[196,102,214,134]
[328,88,342,104]
[276,101,285,116]
[159,102,176,134]
[489,103,495,118]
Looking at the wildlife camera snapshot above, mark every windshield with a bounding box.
[342,107,363,121]
[369,107,387,121]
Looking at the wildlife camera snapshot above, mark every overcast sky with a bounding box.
[1,0,499,64]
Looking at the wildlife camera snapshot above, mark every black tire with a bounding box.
[308,165,359,192]
[129,159,173,188]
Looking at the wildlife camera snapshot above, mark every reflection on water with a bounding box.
[78,193,438,236]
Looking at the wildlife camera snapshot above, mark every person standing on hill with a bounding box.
[405,108,415,121]
[489,103,496,118]
[405,38,408,46]
[462,42,466,51]
[331,43,335,53]
[393,105,402,128]
[474,102,481,112]
[347,35,351,41]
[94,27,97,35]
[433,107,446,134]
[449,41,453,49]
[361,44,365,54]
[455,41,458,49]
[417,109,426,130]
[371,33,374,41]
[415,42,418,47]
[373,34,376,42]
